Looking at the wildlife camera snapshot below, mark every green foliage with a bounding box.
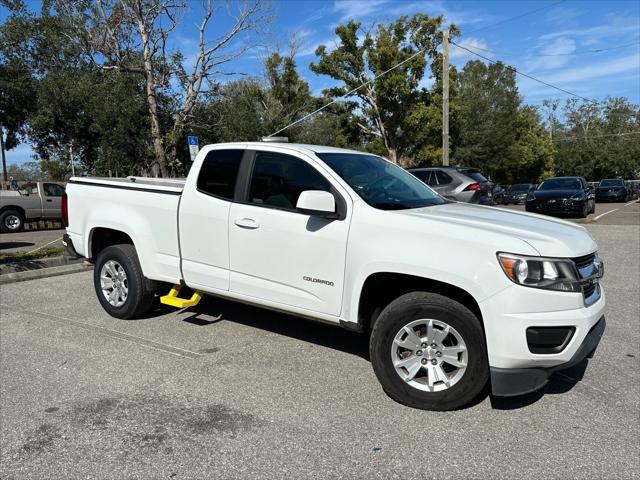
[310,14,454,164]
[552,97,640,180]
[454,60,554,182]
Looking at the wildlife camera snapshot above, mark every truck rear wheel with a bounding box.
[93,244,155,319]
[369,292,488,411]
[0,210,24,233]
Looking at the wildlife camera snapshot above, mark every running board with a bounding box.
[160,284,202,308]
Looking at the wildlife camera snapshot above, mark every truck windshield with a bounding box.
[317,153,445,210]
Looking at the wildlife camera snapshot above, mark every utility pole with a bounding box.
[69,143,76,177]
[442,29,450,167]
[1,128,7,183]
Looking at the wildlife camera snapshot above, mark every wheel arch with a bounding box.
[0,204,26,217]
[88,227,135,261]
[356,272,483,334]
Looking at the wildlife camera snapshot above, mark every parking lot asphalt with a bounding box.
[497,199,639,225]
[0,229,64,254]
[1,224,639,479]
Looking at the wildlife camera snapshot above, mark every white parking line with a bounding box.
[624,199,639,206]
[594,208,620,221]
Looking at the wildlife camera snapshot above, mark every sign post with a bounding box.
[188,136,199,162]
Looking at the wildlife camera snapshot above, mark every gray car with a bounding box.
[407,166,494,204]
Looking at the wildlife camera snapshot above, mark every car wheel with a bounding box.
[93,244,156,319]
[369,292,488,411]
[0,210,25,233]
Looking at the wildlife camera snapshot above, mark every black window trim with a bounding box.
[234,149,347,220]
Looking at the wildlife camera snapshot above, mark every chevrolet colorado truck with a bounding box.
[63,143,606,410]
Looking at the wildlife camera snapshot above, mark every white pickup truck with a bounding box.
[63,142,606,410]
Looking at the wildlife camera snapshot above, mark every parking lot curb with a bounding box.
[0,262,93,285]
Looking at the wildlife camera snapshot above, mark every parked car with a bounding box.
[0,181,66,232]
[502,183,536,205]
[492,184,510,204]
[595,178,630,202]
[407,166,494,205]
[64,143,605,411]
[525,176,595,218]
[625,180,639,200]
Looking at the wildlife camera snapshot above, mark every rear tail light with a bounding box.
[61,191,68,227]
[463,183,481,191]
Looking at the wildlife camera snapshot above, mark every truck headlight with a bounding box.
[497,253,580,292]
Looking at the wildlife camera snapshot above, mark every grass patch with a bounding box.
[0,246,67,264]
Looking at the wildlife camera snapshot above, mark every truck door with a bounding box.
[179,149,246,291]
[42,183,65,218]
[228,150,350,317]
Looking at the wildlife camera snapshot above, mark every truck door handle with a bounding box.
[234,218,259,229]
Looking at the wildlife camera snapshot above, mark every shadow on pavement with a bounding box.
[181,295,370,360]
[0,241,35,250]
[490,359,589,410]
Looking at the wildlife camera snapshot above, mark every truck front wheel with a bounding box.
[369,292,488,411]
[93,244,155,319]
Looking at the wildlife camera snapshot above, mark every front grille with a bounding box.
[573,253,596,271]
[571,252,600,306]
[583,281,596,298]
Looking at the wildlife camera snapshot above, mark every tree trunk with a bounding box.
[137,15,169,177]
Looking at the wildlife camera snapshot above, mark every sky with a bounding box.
[2,0,640,166]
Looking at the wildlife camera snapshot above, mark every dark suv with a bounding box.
[407,166,494,204]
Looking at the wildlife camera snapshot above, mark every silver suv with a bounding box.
[407,166,494,205]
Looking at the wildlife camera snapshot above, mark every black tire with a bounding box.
[0,209,25,233]
[93,244,155,319]
[369,292,488,411]
[579,203,588,218]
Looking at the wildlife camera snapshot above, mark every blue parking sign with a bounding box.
[188,136,199,146]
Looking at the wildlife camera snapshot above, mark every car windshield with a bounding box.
[599,179,624,187]
[509,184,530,192]
[537,178,582,190]
[317,153,445,210]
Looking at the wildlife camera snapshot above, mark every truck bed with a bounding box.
[70,176,185,194]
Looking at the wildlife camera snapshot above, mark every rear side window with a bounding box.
[413,170,435,185]
[43,183,65,196]
[461,169,487,182]
[248,152,331,210]
[435,170,453,185]
[197,149,244,200]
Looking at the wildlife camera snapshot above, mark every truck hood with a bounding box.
[397,202,596,258]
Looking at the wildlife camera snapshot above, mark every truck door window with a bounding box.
[197,149,244,200]
[43,183,65,196]
[248,152,331,211]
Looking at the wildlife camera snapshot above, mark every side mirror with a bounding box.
[296,190,336,218]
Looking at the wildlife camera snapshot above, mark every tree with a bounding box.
[310,15,451,165]
[454,60,554,182]
[0,60,36,180]
[552,97,639,180]
[50,0,265,176]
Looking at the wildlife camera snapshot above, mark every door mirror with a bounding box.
[296,190,336,217]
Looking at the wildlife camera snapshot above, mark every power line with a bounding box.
[553,131,640,142]
[450,40,592,102]
[455,40,640,58]
[270,1,569,137]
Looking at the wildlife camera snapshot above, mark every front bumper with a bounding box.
[490,316,605,396]
[596,191,625,201]
[525,199,585,214]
